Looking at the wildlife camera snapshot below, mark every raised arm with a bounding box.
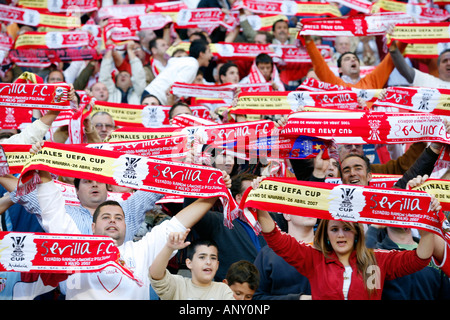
[250,176,276,233]
[388,40,416,83]
[149,229,191,281]
[174,170,231,228]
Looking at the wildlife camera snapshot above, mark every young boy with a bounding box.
[149,230,235,300]
[239,53,285,91]
[223,260,260,300]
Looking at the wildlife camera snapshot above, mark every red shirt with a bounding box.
[263,225,431,300]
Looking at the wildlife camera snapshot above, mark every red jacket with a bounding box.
[263,226,431,300]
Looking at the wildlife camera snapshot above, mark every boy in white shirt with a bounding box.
[150,231,235,300]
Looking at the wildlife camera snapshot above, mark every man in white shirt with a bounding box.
[149,37,170,77]
[13,170,231,300]
[389,40,450,89]
[143,39,213,105]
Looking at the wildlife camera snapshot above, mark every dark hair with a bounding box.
[225,260,260,290]
[168,102,191,119]
[74,178,81,190]
[336,52,359,68]
[141,93,161,104]
[189,31,208,43]
[172,48,187,57]
[186,239,219,261]
[272,19,288,32]
[339,153,371,177]
[438,49,450,66]
[149,37,163,53]
[0,131,15,140]
[255,53,273,67]
[92,200,124,223]
[256,31,273,43]
[48,69,65,82]
[230,173,258,199]
[189,39,209,59]
[218,62,238,83]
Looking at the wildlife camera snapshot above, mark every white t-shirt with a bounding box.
[35,181,186,300]
[144,56,199,105]
[413,69,450,89]
[342,266,353,300]
[150,270,235,300]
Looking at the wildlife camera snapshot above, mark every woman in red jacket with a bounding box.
[252,182,438,300]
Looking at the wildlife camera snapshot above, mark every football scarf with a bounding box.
[17,142,238,227]
[373,86,450,116]
[92,101,211,128]
[0,4,80,28]
[0,231,143,286]
[233,0,342,17]
[231,90,361,115]
[241,177,450,245]
[0,82,72,110]
[298,77,381,103]
[281,111,450,145]
[18,0,98,13]
[388,23,450,45]
[170,82,236,104]
[10,31,99,67]
[298,12,414,37]
[374,0,450,22]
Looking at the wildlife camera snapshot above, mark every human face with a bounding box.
[338,53,360,78]
[171,106,192,119]
[47,71,64,83]
[92,205,126,246]
[77,179,108,210]
[116,71,132,90]
[326,158,339,178]
[438,51,450,82]
[327,221,356,260]
[142,96,160,106]
[235,180,252,205]
[340,156,372,186]
[334,37,351,54]
[285,214,317,229]
[199,46,213,67]
[220,66,240,84]
[153,39,169,59]
[133,44,146,62]
[228,282,255,300]
[338,144,364,161]
[91,83,109,101]
[214,154,234,175]
[92,114,114,141]
[254,33,268,44]
[187,245,219,286]
[273,21,289,43]
[257,62,273,81]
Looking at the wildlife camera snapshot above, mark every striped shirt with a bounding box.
[11,185,163,243]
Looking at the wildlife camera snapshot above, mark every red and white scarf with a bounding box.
[281,111,450,145]
[373,86,450,116]
[298,12,414,37]
[17,142,238,227]
[241,178,450,246]
[0,231,142,285]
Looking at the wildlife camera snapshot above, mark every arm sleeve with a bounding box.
[393,146,439,189]
[370,142,427,175]
[2,120,49,145]
[36,180,80,234]
[99,57,118,96]
[389,48,415,83]
[130,56,147,97]
[120,190,164,242]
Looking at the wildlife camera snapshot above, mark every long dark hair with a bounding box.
[314,220,378,297]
